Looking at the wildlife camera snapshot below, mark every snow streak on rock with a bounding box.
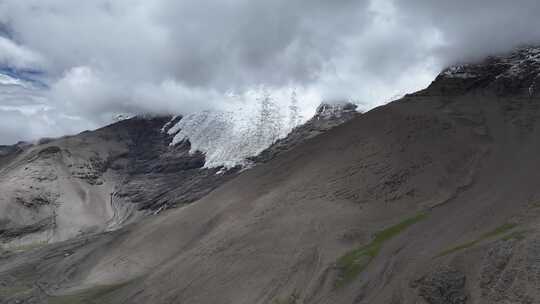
[442,46,540,80]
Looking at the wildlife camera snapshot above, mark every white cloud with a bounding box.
[0,0,539,143]
[0,36,45,69]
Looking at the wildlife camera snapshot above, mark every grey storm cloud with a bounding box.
[0,0,539,144]
[1,0,370,87]
[395,0,540,66]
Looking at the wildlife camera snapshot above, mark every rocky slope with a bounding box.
[2,47,540,304]
[252,102,358,163]
[0,116,240,249]
[0,103,354,251]
[425,46,540,97]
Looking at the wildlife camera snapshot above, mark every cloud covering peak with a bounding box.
[0,0,539,143]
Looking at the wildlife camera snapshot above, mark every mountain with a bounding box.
[165,102,296,168]
[252,102,358,163]
[0,116,241,249]
[2,47,540,304]
[425,46,540,97]
[0,103,355,251]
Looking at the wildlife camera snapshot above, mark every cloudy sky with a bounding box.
[1,0,540,144]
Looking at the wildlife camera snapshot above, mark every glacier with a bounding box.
[166,106,294,168]
[164,99,360,169]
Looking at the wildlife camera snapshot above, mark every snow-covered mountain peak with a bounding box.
[428,46,540,97]
[441,46,540,81]
[315,102,358,120]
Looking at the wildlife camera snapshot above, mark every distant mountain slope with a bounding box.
[3,47,540,304]
[0,104,353,250]
[0,116,239,249]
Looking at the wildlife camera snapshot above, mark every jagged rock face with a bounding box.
[313,102,358,122]
[414,267,468,304]
[113,117,240,210]
[252,102,358,163]
[423,46,540,97]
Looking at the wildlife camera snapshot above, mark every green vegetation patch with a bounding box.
[335,212,428,287]
[501,229,528,241]
[272,291,300,304]
[7,241,47,253]
[528,201,540,209]
[0,285,32,298]
[436,223,518,258]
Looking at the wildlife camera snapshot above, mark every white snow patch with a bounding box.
[161,115,179,133]
[166,100,299,168]
[499,47,540,79]
[113,113,134,122]
[442,65,477,79]
[444,47,540,80]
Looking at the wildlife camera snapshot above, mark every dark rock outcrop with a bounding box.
[99,116,241,211]
[418,46,540,97]
[251,102,359,163]
[415,267,468,304]
[0,144,22,169]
